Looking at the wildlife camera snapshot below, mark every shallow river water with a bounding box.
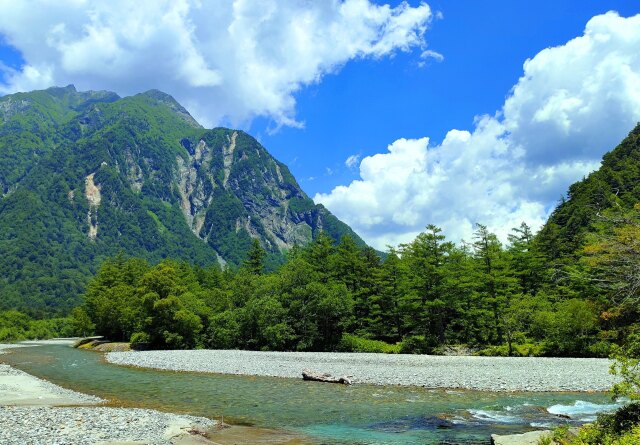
[1,345,622,444]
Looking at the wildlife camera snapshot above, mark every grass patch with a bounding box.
[476,343,543,357]
[337,334,400,354]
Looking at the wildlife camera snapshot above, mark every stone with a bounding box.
[491,430,551,445]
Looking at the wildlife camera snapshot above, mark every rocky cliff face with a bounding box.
[0,86,365,312]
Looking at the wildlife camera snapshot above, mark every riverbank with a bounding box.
[0,406,216,445]
[107,349,616,391]
[0,342,217,445]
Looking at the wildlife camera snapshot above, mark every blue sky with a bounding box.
[256,0,638,196]
[0,1,639,248]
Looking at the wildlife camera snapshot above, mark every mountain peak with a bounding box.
[44,84,76,91]
[0,85,366,312]
[537,123,640,259]
[42,84,77,98]
[137,89,202,129]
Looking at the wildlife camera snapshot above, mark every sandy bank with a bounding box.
[107,349,617,392]
[0,342,218,445]
[0,362,101,406]
[0,341,99,406]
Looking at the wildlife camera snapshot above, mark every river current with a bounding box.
[1,345,622,444]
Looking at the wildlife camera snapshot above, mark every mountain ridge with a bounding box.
[536,122,640,259]
[0,85,365,314]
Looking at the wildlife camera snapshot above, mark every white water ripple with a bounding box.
[547,400,622,419]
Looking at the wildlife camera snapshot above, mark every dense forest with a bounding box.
[9,204,629,357]
[59,208,633,356]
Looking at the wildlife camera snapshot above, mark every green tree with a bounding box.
[507,222,546,295]
[69,307,95,337]
[400,225,455,342]
[305,232,335,277]
[329,236,371,332]
[205,310,240,349]
[544,299,599,356]
[369,248,405,341]
[243,239,266,275]
[140,292,203,349]
[611,334,640,399]
[472,224,517,345]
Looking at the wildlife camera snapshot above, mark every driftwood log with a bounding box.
[302,369,352,385]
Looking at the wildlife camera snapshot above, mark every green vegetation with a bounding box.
[337,334,400,354]
[539,403,640,444]
[2,86,640,361]
[70,213,626,355]
[536,169,640,443]
[65,124,640,356]
[0,309,83,341]
[0,86,363,315]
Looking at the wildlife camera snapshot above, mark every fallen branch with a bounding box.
[302,369,352,385]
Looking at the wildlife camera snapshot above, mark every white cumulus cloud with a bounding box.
[315,11,640,250]
[0,0,433,127]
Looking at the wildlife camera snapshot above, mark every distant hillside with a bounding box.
[536,123,640,259]
[0,85,365,315]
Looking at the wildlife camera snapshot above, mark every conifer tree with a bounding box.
[244,239,266,275]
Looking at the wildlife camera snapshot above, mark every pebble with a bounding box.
[107,349,617,392]
[0,343,216,444]
[0,406,216,445]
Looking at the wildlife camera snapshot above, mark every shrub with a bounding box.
[399,335,437,354]
[548,404,640,445]
[476,343,543,357]
[130,332,151,350]
[597,403,640,437]
[562,423,640,445]
[337,334,400,354]
[611,334,640,399]
[587,340,614,358]
[0,327,22,341]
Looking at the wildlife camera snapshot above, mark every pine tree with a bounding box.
[244,239,266,275]
[400,225,454,341]
[507,222,546,295]
[369,248,405,341]
[472,224,517,345]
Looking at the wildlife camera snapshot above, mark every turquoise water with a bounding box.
[1,345,621,444]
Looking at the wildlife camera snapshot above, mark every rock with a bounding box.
[302,369,352,385]
[491,430,551,445]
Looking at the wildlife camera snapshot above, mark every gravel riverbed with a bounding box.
[0,362,103,405]
[0,342,217,445]
[0,342,102,405]
[107,350,617,392]
[0,406,216,445]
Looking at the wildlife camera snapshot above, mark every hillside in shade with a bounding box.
[536,123,640,259]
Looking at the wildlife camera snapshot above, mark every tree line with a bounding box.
[63,214,638,356]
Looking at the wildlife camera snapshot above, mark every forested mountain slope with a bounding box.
[537,123,640,259]
[0,85,364,315]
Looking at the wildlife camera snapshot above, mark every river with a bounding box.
[1,345,621,444]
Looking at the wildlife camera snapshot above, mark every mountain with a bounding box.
[536,123,640,259]
[0,85,365,315]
